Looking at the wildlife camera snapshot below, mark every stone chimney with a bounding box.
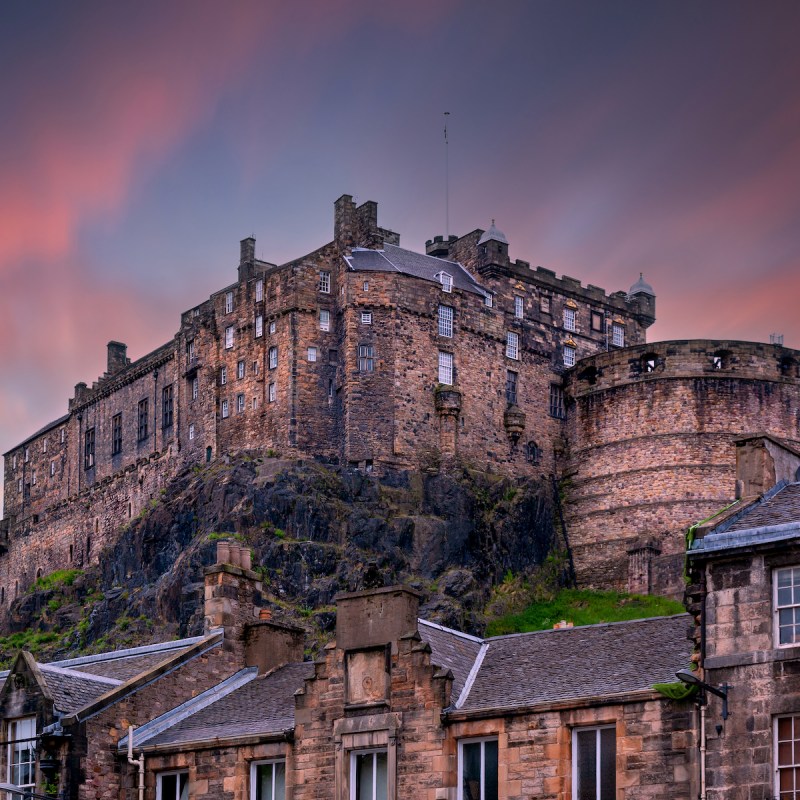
[245,615,304,675]
[69,382,90,410]
[106,341,128,376]
[334,585,421,651]
[239,236,256,282]
[734,434,800,498]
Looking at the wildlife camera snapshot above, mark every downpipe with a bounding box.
[127,726,145,800]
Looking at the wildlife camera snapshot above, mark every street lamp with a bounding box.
[676,668,730,720]
[0,783,54,800]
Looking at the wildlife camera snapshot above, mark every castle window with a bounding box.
[50,460,55,477]
[17,478,22,493]
[712,350,730,370]
[225,290,234,314]
[437,271,453,293]
[60,428,65,444]
[31,469,36,485]
[775,716,800,799]
[84,428,95,469]
[319,271,331,293]
[253,361,259,375]
[361,311,372,325]
[363,280,369,291]
[591,311,604,332]
[506,332,519,360]
[438,351,454,385]
[251,760,286,800]
[549,385,565,419]
[484,293,493,308]
[458,738,498,800]
[269,320,276,335]
[186,339,195,365]
[252,396,259,410]
[540,295,551,314]
[12,454,16,469]
[8,716,36,793]
[563,307,576,332]
[138,399,149,441]
[269,347,278,370]
[308,347,318,362]
[188,424,195,441]
[225,325,234,349]
[573,726,615,800]
[220,366,228,385]
[24,447,29,462]
[42,438,47,453]
[351,750,387,800]
[564,344,576,367]
[221,399,229,419]
[320,309,331,332]
[514,295,524,318]
[438,305,454,337]
[162,384,174,428]
[237,393,245,413]
[775,567,800,647]
[192,377,199,401]
[642,354,658,373]
[238,360,245,380]
[156,771,188,800]
[526,441,541,465]
[255,279,264,303]
[255,314,264,338]
[112,414,122,455]
[269,382,276,403]
[358,344,375,373]
[612,323,625,347]
[506,370,518,405]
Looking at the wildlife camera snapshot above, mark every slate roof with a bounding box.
[345,243,488,297]
[3,413,70,455]
[726,483,800,532]
[419,620,483,701]
[138,662,314,748]
[457,615,691,712]
[39,665,121,715]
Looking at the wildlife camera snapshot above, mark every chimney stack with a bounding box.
[107,341,128,376]
[734,434,800,498]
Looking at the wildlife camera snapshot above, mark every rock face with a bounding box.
[1,456,561,660]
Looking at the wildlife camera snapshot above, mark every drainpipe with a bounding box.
[699,702,707,800]
[699,569,708,800]
[153,370,159,453]
[127,726,145,800]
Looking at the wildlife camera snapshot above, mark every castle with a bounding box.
[2,194,799,602]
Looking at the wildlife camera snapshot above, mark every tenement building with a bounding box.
[2,195,800,600]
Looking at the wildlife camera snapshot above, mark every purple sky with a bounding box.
[3,0,800,511]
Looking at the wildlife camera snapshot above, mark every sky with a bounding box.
[2,0,800,505]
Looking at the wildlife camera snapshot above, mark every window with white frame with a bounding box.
[237,394,245,413]
[351,749,387,800]
[220,366,228,386]
[775,567,800,646]
[269,320,276,335]
[251,760,286,800]
[438,305,454,337]
[268,382,276,403]
[238,360,245,380]
[50,461,56,477]
[438,351,454,385]
[458,737,498,800]
[514,295,524,318]
[7,717,36,793]
[320,309,331,332]
[255,279,264,303]
[43,438,47,453]
[358,344,374,373]
[269,347,278,370]
[157,770,188,800]
[11,454,16,469]
[361,311,372,325]
[612,323,625,347]
[253,361,259,375]
[192,377,199,400]
[17,478,22,493]
[255,314,264,338]
[484,293,493,308]
[225,290,234,314]
[188,424,195,441]
[252,396,259,410]
[60,428,65,444]
[363,280,369,291]
[221,399,229,419]
[31,469,37,485]
[319,271,331,293]
[563,307,577,332]
[308,347,318,362]
[506,331,519,360]
[572,725,615,800]
[775,715,800,798]
[437,271,453,293]
[24,447,29,463]
[564,344,577,367]
[225,325,234,349]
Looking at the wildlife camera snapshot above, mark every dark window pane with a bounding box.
[600,728,616,800]
[577,730,596,800]
[462,742,482,800]
[484,740,498,800]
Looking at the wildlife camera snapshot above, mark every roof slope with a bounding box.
[726,482,800,532]
[419,620,482,700]
[39,665,121,715]
[459,614,691,712]
[345,243,487,297]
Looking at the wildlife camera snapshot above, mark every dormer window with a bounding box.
[436,272,453,293]
[484,293,493,308]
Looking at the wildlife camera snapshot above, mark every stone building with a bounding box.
[1,194,799,602]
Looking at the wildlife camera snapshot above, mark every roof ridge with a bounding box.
[455,641,489,709]
[418,618,484,644]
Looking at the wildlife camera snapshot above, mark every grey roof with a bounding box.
[629,273,655,297]
[477,220,509,246]
[458,615,691,712]
[727,483,800,532]
[419,620,483,701]
[345,243,487,297]
[4,413,70,456]
[39,665,121,715]
[138,662,314,748]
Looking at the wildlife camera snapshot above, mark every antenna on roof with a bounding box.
[443,111,450,239]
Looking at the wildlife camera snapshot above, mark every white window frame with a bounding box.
[308,347,318,362]
[221,400,229,419]
[60,428,65,444]
[571,725,615,800]
[17,478,22,493]
[237,394,245,413]
[269,347,278,370]
[457,737,498,800]
[514,295,524,318]
[506,331,519,360]
[24,448,29,463]
[269,321,276,335]
[320,309,331,332]
[188,424,195,441]
[484,293,493,308]
[350,749,387,800]
[255,314,264,338]
[50,461,55,477]
[250,759,286,800]
[225,290,234,314]
[775,566,800,647]
[252,396,259,411]
[361,311,372,325]
[564,345,576,368]
[192,377,199,401]
[225,325,234,349]
[7,717,36,793]
[438,305,454,338]
[438,351,454,385]
[255,279,264,303]
[156,770,189,800]
[220,367,227,386]
[31,469,36,486]
[437,272,453,293]
[268,382,276,403]
[12,454,16,469]
[363,280,369,291]
[563,307,576,332]
[358,344,374,373]
[42,439,47,453]
[319,271,331,293]
[238,360,246,380]
[612,323,625,347]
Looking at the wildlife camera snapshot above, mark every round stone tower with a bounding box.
[563,339,800,597]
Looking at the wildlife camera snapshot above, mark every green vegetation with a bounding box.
[0,630,60,655]
[207,531,245,542]
[485,589,685,636]
[29,569,83,593]
[652,681,698,701]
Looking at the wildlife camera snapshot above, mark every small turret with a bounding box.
[627,273,656,328]
[476,219,510,274]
